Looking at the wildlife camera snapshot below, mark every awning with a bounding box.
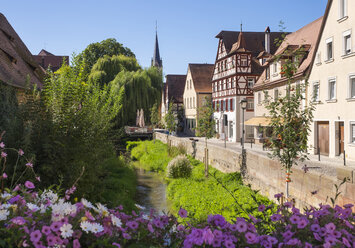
[244,116,271,126]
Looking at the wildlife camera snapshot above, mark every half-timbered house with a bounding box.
[212,27,283,142]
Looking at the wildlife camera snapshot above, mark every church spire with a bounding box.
[151,22,163,69]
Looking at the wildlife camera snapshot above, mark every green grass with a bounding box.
[129,140,273,223]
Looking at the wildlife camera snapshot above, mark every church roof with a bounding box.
[0,13,44,89]
[152,32,162,68]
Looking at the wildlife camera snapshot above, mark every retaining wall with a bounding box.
[155,132,355,211]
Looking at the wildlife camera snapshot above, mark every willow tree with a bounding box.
[110,68,162,128]
[88,55,141,87]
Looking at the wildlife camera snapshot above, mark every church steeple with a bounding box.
[151,23,162,69]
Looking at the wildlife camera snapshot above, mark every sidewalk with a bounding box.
[178,135,355,177]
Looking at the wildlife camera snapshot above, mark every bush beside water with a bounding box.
[166,155,192,179]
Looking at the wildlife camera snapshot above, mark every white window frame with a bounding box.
[349,74,355,99]
[339,0,347,19]
[343,30,352,55]
[350,121,355,144]
[328,77,337,100]
[273,62,277,73]
[313,81,320,102]
[326,37,333,61]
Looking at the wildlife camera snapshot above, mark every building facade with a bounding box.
[211,28,283,142]
[183,63,214,135]
[252,17,323,143]
[307,0,355,159]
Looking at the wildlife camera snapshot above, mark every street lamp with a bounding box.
[240,98,247,149]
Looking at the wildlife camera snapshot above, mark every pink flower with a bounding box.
[26,162,33,168]
[0,142,4,148]
[36,176,41,182]
[112,243,121,248]
[1,151,7,158]
[24,181,35,189]
[73,239,81,248]
[2,173,7,179]
[18,149,24,156]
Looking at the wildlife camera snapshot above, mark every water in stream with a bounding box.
[135,166,170,214]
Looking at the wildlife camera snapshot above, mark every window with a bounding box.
[313,82,320,101]
[350,75,355,98]
[328,78,336,100]
[264,90,269,100]
[226,99,229,111]
[326,38,333,60]
[316,52,321,64]
[247,78,255,89]
[193,97,195,108]
[265,67,270,79]
[232,78,236,88]
[258,92,262,104]
[343,30,351,55]
[351,122,355,143]
[273,63,277,73]
[339,0,347,19]
[230,99,234,111]
[247,98,254,110]
[241,56,248,66]
[274,89,279,101]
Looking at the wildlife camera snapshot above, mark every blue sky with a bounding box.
[2,0,327,77]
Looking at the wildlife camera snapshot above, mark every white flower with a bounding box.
[0,203,12,210]
[81,198,94,209]
[0,209,9,221]
[80,221,92,233]
[51,202,77,221]
[1,192,12,200]
[134,204,146,210]
[95,203,108,216]
[111,215,122,228]
[60,223,73,238]
[142,214,150,220]
[91,223,104,234]
[40,190,58,203]
[26,203,39,211]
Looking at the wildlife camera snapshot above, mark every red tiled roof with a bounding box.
[254,16,323,90]
[0,13,44,89]
[188,63,214,93]
[165,74,186,104]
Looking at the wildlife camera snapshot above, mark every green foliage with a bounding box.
[110,68,162,128]
[130,140,272,223]
[195,97,216,140]
[74,38,135,79]
[88,55,141,87]
[166,155,192,179]
[167,158,272,223]
[164,102,176,134]
[150,102,160,127]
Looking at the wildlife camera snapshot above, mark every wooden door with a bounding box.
[339,122,344,154]
[317,122,329,155]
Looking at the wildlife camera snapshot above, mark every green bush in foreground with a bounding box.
[166,154,192,179]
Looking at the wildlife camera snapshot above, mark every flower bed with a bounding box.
[0,186,354,247]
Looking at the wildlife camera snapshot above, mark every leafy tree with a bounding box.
[195,98,216,177]
[75,38,135,79]
[88,55,140,87]
[164,102,176,134]
[150,102,160,127]
[264,49,314,198]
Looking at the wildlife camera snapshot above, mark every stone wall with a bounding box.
[155,132,355,211]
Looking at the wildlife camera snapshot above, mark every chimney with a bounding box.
[265,26,270,53]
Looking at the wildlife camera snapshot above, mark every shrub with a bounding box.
[166,155,192,179]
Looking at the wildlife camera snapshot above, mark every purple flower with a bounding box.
[297,218,309,229]
[26,162,33,168]
[1,151,7,158]
[147,223,154,233]
[304,242,313,248]
[202,228,214,245]
[8,195,21,204]
[112,243,121,248]
[212,238,222,248]
[46,235,56,246]
[274,193,283,199]
[270,214,281,222]
[258,204,266,212]
[282,230,294,240]
[236,220,248,233]
[50,221,62,232]
[18,149,24,156]
[30,230,42,243]
[25,181,35,189]
[122,233,131,240]
[213,229,223,239]
[286,238,300,246]
[310,224,320,232]
[2,173,7,179]
[342,237,351,248]
[224,239,235,248]
[313,232,322,241]
[245,232,258,244]
[41,226,51,235]
[289,214,300,224]
[325,223,336,233]
[343,203,354,209]
[126,221,139,230]
[73,239,81,248]
[0,142,4,148]
[11,217,26,225]
[178,208,188,218]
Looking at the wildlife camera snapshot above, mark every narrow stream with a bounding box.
[135,166,170,215]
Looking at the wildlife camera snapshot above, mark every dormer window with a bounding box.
[339,0,347,19]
